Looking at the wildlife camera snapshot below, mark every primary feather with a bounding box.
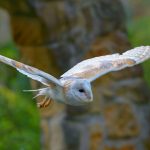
[0,55,62,87]
[0,46,150,107]
[61,46,150,82]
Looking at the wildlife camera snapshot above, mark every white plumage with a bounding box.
[0,46,150,108]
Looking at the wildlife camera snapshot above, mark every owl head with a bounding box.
[66,79,93,105]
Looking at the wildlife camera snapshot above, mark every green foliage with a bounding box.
[0,42,19,58]
[0,87,40,150]
[0,44,40,150]
[127,16,150,86]
[128,16,150,46]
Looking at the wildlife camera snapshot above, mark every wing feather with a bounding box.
[61,46,150,82]
[0,55,62,87]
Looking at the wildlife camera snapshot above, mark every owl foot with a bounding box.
[37,97,53,108]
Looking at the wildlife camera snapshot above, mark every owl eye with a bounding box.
[79,89,85,93]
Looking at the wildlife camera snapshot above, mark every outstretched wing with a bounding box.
[61,46,150,82]
[0,55,62,87]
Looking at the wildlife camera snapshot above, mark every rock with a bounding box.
[89,123,103,150]
[104,144,135,150]
[104,103,140,139]
[10,16,46,46]
[0,9,12,46]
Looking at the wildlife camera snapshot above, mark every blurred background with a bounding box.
[0,0,150,150]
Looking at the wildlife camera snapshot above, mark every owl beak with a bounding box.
[86,93,93,102]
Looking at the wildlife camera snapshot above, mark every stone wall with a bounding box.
[0,9,12,46]
[0,0,150,150]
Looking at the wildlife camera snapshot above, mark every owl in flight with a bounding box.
[0,46,150,108]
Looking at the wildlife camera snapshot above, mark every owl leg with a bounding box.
[37,97,53,108]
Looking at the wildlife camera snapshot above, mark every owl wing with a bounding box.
[61,46,150,82]
[0,55,62,87]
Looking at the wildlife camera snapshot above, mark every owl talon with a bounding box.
[43,98,51,107]
[37,97,52,108]
[37,102,44,108]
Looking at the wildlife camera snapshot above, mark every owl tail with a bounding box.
[23,88,47,92]
[23,87,53,108]
[23,87,48,99]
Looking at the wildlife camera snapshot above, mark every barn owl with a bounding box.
[0,46,150,108]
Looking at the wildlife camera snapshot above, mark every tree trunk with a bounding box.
[0,0,150,150]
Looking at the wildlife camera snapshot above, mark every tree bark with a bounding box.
[0,0,150,150]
